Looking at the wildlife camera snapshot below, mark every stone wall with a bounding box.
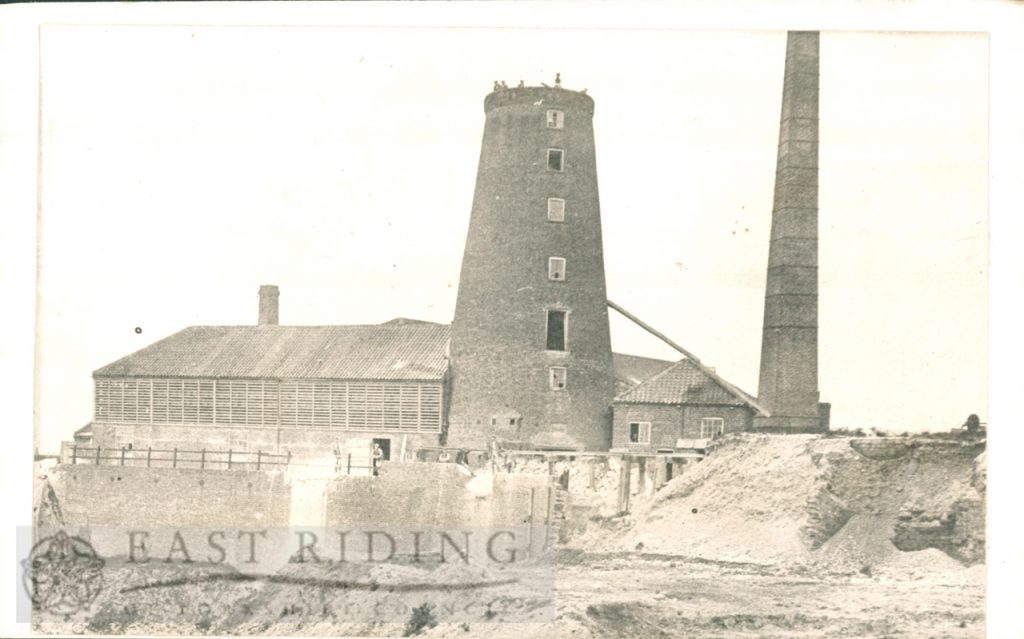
[324,462,557,558]
[47,464,292,561]
[52,464,291,529]
[45,460,564,566]
[324,463,469,529]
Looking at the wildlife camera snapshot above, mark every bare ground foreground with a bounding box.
[33,434,986,638]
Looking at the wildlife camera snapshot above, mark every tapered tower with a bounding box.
[756,31,828,432]
[446,82,616,451]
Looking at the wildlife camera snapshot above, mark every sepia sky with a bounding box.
[31,24,987,452]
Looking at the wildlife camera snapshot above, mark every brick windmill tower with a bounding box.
[446,78,616,451]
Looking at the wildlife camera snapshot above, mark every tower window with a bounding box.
[629,422,652,444]
[546,110,564,129]
[549,367,567,390]
[547,198,565,222]
[548,257,566,281]
[547,149,564,172]
[545,310,567,351]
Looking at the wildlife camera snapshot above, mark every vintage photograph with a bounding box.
[13,10,997,638]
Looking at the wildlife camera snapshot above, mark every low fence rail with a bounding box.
[58,444,383,474]
[60,444,291,471]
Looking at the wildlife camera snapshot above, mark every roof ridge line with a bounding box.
[694,363,767,416]
[613,357,764,414]
[612,357,687,401]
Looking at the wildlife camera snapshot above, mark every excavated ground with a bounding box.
[571,434,985,571]
[34,548,984,638]
[32,433,985,638]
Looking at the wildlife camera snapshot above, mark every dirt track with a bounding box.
[34,549,983,638]
[543,551,984,639]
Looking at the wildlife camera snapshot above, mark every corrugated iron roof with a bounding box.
[94,322,450,381]
[614,358,755,408]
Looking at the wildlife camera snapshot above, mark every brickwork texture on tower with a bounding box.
[447,85,616,450]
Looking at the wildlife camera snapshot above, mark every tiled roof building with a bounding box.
[615,359,756,408]
[612,359,760,453]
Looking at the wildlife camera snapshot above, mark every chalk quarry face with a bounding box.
[27,432,986,638]
[566,434,985,568]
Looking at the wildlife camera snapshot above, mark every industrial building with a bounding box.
[611,359,763,452]
[88,289,449,459]
[73,31,827,460]
[82,284,753,458]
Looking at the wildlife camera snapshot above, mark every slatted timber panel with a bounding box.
[94,377,441,432]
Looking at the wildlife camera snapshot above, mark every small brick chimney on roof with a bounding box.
[258,285,279,325]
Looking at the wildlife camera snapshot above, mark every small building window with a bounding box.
[547,148,564,172]
[546,110,564,129]
[549,366,567,390]
[700,417,725,439]
[629,422,652,444]
[546,310,567,351]
[548,257,566,281]
[547,198,566,222]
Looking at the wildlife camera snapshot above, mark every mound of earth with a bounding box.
[575,433,984,572]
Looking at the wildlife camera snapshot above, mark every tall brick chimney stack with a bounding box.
[258,285,279,326]
[755,31,828,432]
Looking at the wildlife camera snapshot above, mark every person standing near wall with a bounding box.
[490,437,501,473]
[372,443,384,476]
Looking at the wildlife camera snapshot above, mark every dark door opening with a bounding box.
[372,438,392,461]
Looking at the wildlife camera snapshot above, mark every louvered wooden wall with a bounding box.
[94,377,442,433]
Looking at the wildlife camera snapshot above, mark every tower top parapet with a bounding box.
[484,79,593,115]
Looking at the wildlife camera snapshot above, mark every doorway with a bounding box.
[372,438,392,461]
